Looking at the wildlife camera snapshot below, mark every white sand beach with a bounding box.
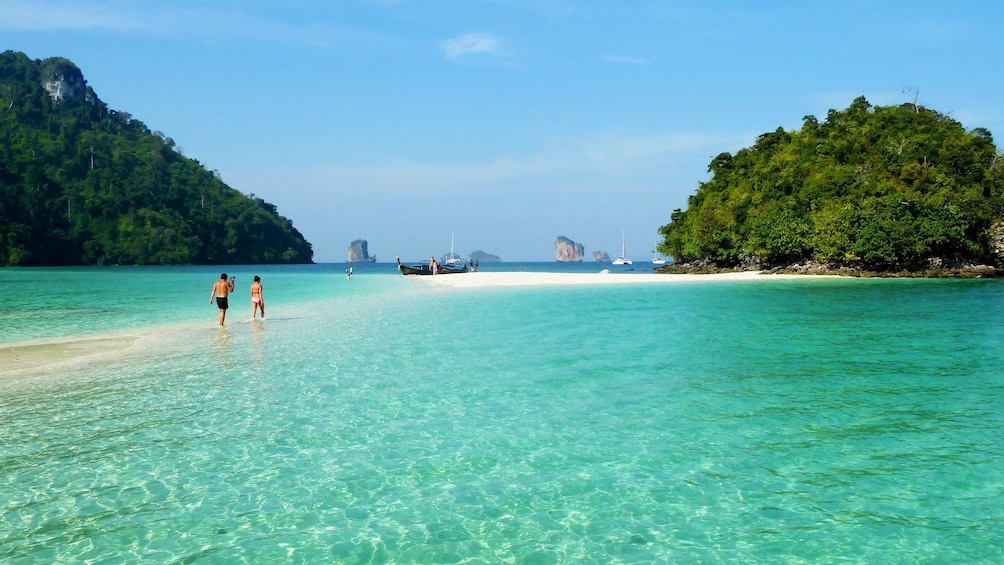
[413,270,836,289]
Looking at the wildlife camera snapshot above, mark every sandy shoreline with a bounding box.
[411,269,839,288]
[0,335,141,378]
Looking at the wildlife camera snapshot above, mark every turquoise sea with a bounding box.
[2,263,1003,563]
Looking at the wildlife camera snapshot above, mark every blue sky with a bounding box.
[4,1,1003,262]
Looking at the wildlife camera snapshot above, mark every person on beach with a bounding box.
[250,275,265,319]
[210,273,235,326]
[429,257,438,275]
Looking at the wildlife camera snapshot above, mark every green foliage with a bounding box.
[660,96,1004,269]
[746,204,812,263]
[0,51,313,266]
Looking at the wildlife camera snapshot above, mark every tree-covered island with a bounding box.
[0,51,313,266]
[659,97,1004,276]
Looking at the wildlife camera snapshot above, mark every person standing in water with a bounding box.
[211,273,235,326]
[250,275,265,319]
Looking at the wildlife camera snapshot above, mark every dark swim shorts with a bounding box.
[216,297,229,310]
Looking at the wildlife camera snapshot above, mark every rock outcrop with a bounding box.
[555,236,584,262]
[592,250,610,262]
[989,222,1004,265]
[40,58,97,105]
[347,239,377,263]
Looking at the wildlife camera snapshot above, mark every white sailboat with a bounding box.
[612,231,632,265]
[652,242,666,265]
[444,231,463,265]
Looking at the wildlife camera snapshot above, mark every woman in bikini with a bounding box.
[250,276,265,319]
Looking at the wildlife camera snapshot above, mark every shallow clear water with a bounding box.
[2,265,1004,563]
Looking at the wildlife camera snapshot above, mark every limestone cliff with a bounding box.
[592,250,610,262]
[40,58,98,105]
[347,239,377,263]
[555,236,584,262]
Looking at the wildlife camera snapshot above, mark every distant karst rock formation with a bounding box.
[470,250,501,262]
[592,250,610,262]
[555,236,584,262]
[347,239,377,263]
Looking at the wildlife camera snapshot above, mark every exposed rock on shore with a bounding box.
[659,258,1004,278]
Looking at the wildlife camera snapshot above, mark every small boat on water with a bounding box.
[652,242,666,265]
[612,231,632,265]
[397,256,468,275]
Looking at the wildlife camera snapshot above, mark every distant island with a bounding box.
[470,250,500,262]
[0,51,313,266]
[347,239,376,263]
[592,250,610,262]
[555,236,584,262]
[659,97,1004,277]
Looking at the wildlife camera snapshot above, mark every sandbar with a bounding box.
[0,335,140,379]
[412,270,838,289]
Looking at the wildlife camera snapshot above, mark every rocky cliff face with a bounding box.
[347,239,377,263]
[555,236,584,262]
[40,58,96,105]
[592,250,610,262]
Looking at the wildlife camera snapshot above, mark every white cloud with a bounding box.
[361,0,410,6]
[0,0,147,31]
[223,130,751,261]
[600,53,648,65]
[0,0,376,49]
[442,33,503,60]
[229,130,744,201]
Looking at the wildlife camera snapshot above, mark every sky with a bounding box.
[4,0,1004,263]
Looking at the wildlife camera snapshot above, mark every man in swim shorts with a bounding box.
[210,273,235,326]
[250,275,265,319]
